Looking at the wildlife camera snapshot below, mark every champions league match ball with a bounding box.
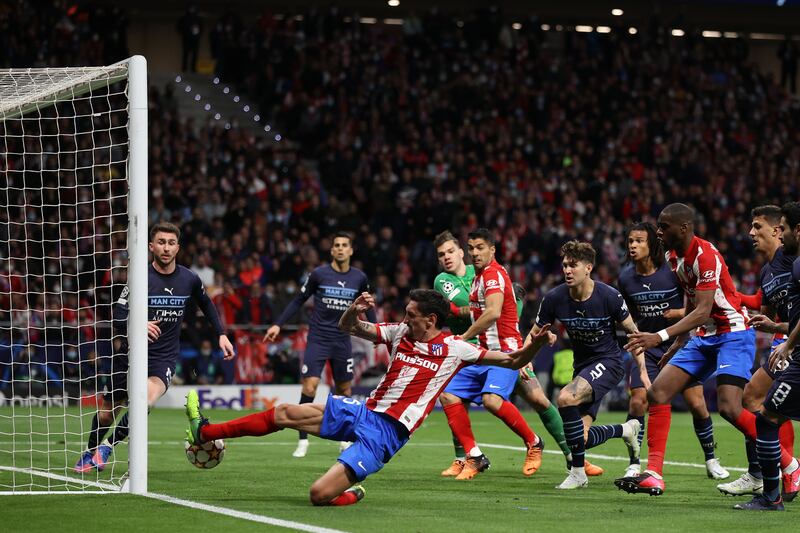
[185,439,226,469]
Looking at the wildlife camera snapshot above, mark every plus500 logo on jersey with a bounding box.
[197,388,279,410]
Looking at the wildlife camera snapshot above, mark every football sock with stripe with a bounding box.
[539,404,570,457]
[559,406,585,468]
[692,416,716,461]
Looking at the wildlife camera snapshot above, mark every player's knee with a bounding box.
[308,482,333,506]
[482,394,503,413]
[273,403,291,425]
[629,394,648,416]
[439,393,459,406]
[742,386,764,413]
[716,399,741,423]
[646,386,670,406]
[556,389,579,408]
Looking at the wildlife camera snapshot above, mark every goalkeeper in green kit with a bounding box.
[433,231,604,477]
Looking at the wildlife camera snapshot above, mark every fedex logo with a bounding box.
[197,388,279,410]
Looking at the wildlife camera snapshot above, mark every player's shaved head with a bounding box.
[660,203,695,226]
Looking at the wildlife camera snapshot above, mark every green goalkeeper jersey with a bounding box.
[433,265,476,343]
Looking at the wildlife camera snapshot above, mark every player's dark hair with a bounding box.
[560,240,596,265]
[782,202,800,231]
[467,228,495,246]
[332,231,353,245]
[627,222,663,267]
[409,289,449,328]
[150,221,181,242]
[434,230,459,250]
[751,205,783,226]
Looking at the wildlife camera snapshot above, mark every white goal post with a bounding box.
[0,56,148,494]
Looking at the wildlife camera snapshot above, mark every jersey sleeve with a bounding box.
[694,248,721,291]
[275,269,317,325]
[375,322,406,346]
[609,287,631,323]
[448,337,486,363]
[482,268,504,297]
[535,293,554,327]
[192,273,225,335]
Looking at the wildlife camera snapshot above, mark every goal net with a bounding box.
[0,57,148,494]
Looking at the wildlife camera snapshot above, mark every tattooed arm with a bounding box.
[338,292,379,342]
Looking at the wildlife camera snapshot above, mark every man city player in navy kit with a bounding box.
[736,201,800,510]
[264,232,376,458]
[74,222,235,472]
[618,222,729,481]
[524,241,647,490]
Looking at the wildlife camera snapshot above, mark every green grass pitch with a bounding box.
[1,407,796,532]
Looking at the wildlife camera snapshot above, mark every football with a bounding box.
[184,439,225,469]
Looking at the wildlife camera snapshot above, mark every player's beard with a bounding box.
[153,254,176,270]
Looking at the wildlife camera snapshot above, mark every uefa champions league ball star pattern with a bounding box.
[185,439,226,469]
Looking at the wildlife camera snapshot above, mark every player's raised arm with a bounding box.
[481,324,553,369]
[338,292,378,342]
[461,291,502,341]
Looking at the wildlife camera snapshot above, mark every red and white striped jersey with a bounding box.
[469,259,523,351]
[666,236,749,336]
[368,323,486,433]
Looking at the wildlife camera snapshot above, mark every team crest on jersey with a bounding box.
[430,343,443,356]
[441,281,455,294]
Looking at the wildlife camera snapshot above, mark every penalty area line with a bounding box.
[144,492,351,533]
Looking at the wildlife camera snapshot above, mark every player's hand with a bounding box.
[219,335,236,360]
[546,330,558,346]
[353,292,375,313]
[662,309,685,321]
[262,325,280,343]
[625,332,660,353]
[519,362,536,381]
[147,320,161,342]
[748,314,778,334]
[657,348,677,369]
[769,341,792,374]
[529,323,552,348]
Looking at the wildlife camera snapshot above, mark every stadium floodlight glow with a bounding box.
[214,113,221,120]
[194,94,201,101]
[541,24,551,31]
[213,77,219,84]
[702,30,722,38]
[576,25,593,33]
[0,56,149,495]
[360,17,377,24]
[597,26,611,33]
[265,125,271,131]
[384,18,403,25]
[225,122,231,129]
[388,0,400,6]
[723,31,738,38]
[512,22,522,30]
[750,32,783,40]
[243,105,250,112]
[184,85,191,92]
[175,75,182,83]
[233,95,240,102]
[628,27,638,34]
[223,86,230,94]
[671,29,685,37]
[556,24,564,31]
[612,8,624,16]
[204,103,211,111]
[275,134,282,141]
[254,114,260,121]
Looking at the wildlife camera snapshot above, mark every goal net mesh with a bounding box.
[0,64,132,492]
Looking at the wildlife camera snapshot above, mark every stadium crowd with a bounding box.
[2,1,800,391]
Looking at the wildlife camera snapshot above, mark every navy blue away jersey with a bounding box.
[535,281,630,367]
[618,263,684,353]
[115,264,223,362]
[276,264,373,340]
[761,248,796,322]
